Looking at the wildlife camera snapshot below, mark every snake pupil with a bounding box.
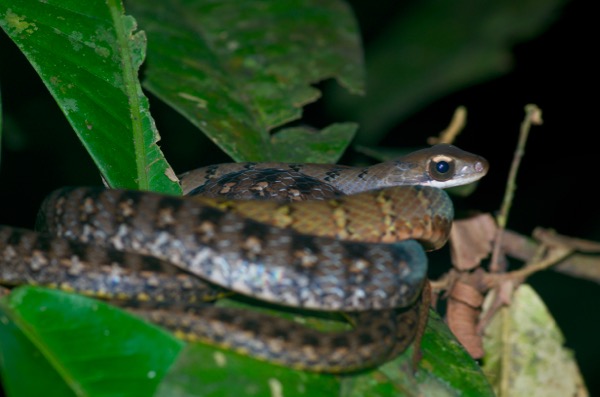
[436,161,450,174]
[429,158,455,181]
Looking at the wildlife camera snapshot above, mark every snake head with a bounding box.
[380,144,489,189]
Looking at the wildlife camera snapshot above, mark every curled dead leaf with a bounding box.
[450,213,497,271]
[447,280,485,359]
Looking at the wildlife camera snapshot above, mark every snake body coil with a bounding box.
[0,144,489,372]
[38,187,431,311]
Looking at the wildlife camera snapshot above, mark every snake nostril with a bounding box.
[475,161,484,173]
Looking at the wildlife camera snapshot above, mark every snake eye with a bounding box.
[429,157,455,181]
[436,161,450,174]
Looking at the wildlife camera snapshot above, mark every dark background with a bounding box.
[1,0,598,394]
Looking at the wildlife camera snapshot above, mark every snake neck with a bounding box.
[180,144,489,195]
[283,160,440,194]
[285,163,387,194]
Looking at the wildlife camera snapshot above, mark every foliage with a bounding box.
[0,0,577,396]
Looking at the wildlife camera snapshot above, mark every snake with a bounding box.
[0,144,488,373]
[180,143,488,197]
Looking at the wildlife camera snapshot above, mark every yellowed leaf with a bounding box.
[482,284,588,397]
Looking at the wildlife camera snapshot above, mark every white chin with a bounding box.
[427,177,480,189]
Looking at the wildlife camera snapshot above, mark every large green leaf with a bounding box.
[127,0,364,162]
[411,313,495,396]
[269,123,358,163]
[0,287,493,396]
[0,1,181,193]
[0,301,75,397]
[155,344,341,397]
[0,287,184,397]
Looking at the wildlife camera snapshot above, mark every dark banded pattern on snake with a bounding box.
[0,224,421,371]
[36,187,431,311]
[0,144,489,372]
[180,143,488,197]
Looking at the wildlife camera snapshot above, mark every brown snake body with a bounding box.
[0,144,488,372]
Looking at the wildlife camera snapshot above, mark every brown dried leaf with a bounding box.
[450,213,497,270]
[450,278,485,308]
[447,280,485,359]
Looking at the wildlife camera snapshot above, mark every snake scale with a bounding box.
[0,144,488,373]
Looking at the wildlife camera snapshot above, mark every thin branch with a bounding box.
[495,246,574,283]
[427,106,467,145]
[489,104,543,272]
[501,229,600,284]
